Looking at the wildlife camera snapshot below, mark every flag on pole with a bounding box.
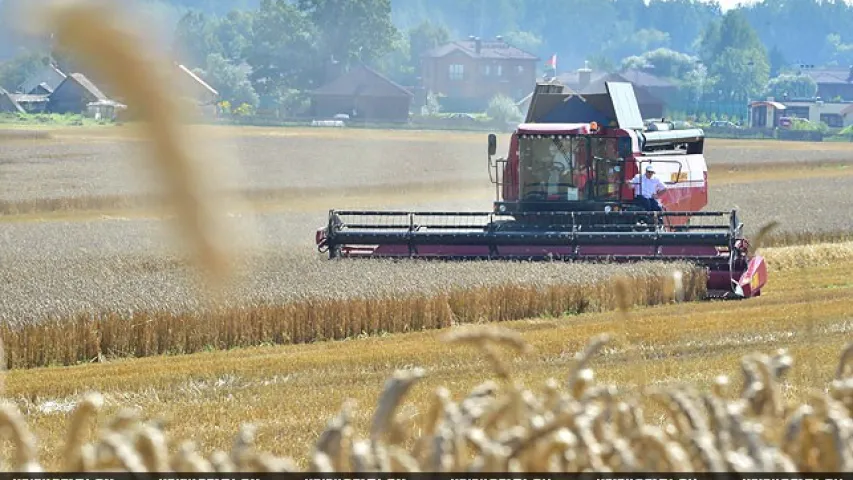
[545,54,557,70]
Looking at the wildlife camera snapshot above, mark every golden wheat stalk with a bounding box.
[10,0,240,286]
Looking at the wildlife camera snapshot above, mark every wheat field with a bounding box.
[2,0,853,472]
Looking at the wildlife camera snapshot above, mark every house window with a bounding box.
[787,106,810,119]
[483,65,491,76]
[449,64,464,80]
[821,113,843,128]
[497,65,503,76]
[517,65,524,74]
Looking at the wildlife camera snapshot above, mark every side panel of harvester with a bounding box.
[632,129,709,217]
[650,153,709,214]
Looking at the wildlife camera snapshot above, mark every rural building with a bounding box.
[310,64,413,123]
[9,93,49,113]
[86,99,127,121]
[747,99,787,128]
[747,96,853,128]
[577,72,668,119]
[798,66,853,101]
[18,63,66,95]
[614,68,678,104]
[47,73,110,114]
[0,87,24,114]
[420,36,539,112]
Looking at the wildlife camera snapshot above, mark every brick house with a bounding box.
[420,36,539,112]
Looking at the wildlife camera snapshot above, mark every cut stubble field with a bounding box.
[2,125,853,467]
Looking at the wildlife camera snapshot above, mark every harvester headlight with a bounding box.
[604,205,612,213]
[499,204,507,212]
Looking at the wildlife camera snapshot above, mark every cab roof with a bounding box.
[516,123,590,135]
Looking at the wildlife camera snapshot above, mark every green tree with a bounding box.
[763,73,818,99]
[172,11,222,68]
[408,20,450,70]
[768,44,787,77]
[297,0,399,69]
[246,0,318,93]
[700,10,769,101]
[195,53,259,109]
[587,54,616,73]
[676,64,710,104]
[633,28,670,52]
[703,10,764,60]
[374,32,414,85]
[502,30,542,55]
[825,33,853,67]
[486,94,522,124]
[620,48,698,79]
[712,47,770,101]
[214,10,255,64]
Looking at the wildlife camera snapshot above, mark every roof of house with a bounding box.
[30,82,54,95]
[88,99,127,107]
[18,64,66,94]
[10,93,49,103]
[312,64,413,98]
[58,73,109,101]
[749,100,787,110]
[517,79,565,106]
[800,68,852,85]
[555,71,608,92]
[0,88,25,114]
[579,72,664,103]
[556,68,674,91]
[422,39,539,61]
[617,68,675,88]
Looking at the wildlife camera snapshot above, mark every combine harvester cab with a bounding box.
[315,82,767,300]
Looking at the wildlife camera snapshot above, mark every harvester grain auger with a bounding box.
[315,82,767,299]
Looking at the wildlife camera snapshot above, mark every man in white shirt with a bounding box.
[628,164,666,211]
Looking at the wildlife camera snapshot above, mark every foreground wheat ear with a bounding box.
[1,328,853,472]
[15,0,238,285]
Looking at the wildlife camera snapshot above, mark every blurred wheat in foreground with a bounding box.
[1,328,852,473]
[7,1,853,473]
[7,0,242,287]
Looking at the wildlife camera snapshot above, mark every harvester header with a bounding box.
[315,81,767,300]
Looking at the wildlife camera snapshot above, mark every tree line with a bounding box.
[1,0,850,117]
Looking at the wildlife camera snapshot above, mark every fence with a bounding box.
[663,100,749,123]
[702,126,776,139]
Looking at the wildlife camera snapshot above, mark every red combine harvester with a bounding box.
[315,82,767,299]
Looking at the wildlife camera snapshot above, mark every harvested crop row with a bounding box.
[0,250,705,368]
